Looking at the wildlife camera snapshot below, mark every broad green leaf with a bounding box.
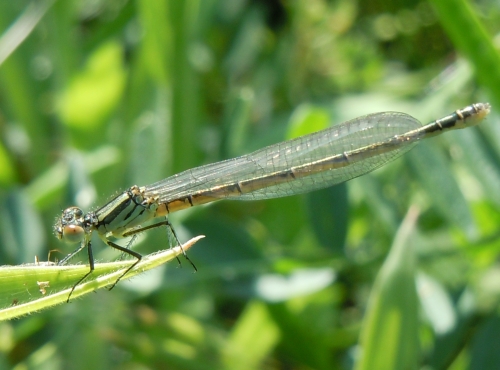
[356,207,419,370]
[223,301,280,370]
[287,104,330,139]
[58,41,126,130]
[267,301,331,370]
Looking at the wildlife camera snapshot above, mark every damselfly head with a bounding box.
[54,207,86,244]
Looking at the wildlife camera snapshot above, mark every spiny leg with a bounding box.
[163,219,185,267]
[59,241,87,266]
[62,219,196,299]
[106,239,142,290]
[60,240,95,303]
[116,234,138,261]
[60,237,139,300]
[122,218,197,271]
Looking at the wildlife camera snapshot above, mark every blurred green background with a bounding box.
[1,0,500,369]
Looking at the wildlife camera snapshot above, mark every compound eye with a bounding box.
[63,207,83,221]
[62,224,85,243]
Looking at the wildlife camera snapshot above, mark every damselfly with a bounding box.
[54,102,491,301]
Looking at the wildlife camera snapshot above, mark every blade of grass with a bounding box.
[0,235,204,321]
[0,0,53,66]
[430,0,500,107]
[355,207,420,370]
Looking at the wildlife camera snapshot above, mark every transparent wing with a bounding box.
[144,111,422,202]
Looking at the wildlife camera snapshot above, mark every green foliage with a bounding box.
[0,0,499,369]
